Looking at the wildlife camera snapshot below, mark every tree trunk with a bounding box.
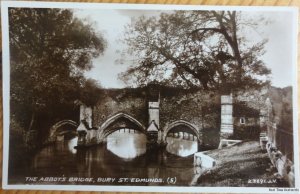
[28,111,36,131]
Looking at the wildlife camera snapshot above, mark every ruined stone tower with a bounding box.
[220,94,233,139]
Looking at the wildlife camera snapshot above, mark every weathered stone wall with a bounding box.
[159,91,220,131]
[148,101,160,127]
[220,95,233,136]
[92,88,148,128]
[266,142,295,187]
[80,104,92,128]
[92,87,221,138]
[233,117,259,127]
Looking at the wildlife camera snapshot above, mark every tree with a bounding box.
[80,78,103,106]
[120,11,271,92]
[9,8,106,132]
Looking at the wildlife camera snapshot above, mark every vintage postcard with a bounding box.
[1,1,299,193]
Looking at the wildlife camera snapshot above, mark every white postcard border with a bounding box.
[1,1,299,193]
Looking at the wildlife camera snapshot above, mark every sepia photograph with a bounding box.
[1,1,299,193]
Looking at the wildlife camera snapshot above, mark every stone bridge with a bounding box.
[74,86,234,148]
[47,120,78,142]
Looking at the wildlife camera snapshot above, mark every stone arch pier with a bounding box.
[48,120,78,142]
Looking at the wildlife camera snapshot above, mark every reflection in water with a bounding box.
[10,131,197,186]
[166,137,198,157]
[68,137,78,154]
[107,130,146,159]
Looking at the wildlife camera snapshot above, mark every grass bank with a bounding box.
[197,141,289,187]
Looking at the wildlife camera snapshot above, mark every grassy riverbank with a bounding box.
[197,141,289,187]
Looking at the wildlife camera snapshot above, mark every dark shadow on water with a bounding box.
[8,137,196,186]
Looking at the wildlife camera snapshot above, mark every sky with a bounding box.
[74,9,296,89]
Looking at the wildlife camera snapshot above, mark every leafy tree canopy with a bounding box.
[120,11,271,93]
[9,8,106,130]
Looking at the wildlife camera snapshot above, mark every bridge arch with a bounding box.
[97,112,146,140]
[163,120,201,142]
[49,120,78,141]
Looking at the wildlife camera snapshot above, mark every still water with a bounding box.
[106,130,147,159]
[9,131,199,186]
[166,136,198,157]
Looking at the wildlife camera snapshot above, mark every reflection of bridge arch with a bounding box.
[49,120,78,140]
[97,113,146,140]
[163,120,201,142]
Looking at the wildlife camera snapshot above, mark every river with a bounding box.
[9,130,199,186]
